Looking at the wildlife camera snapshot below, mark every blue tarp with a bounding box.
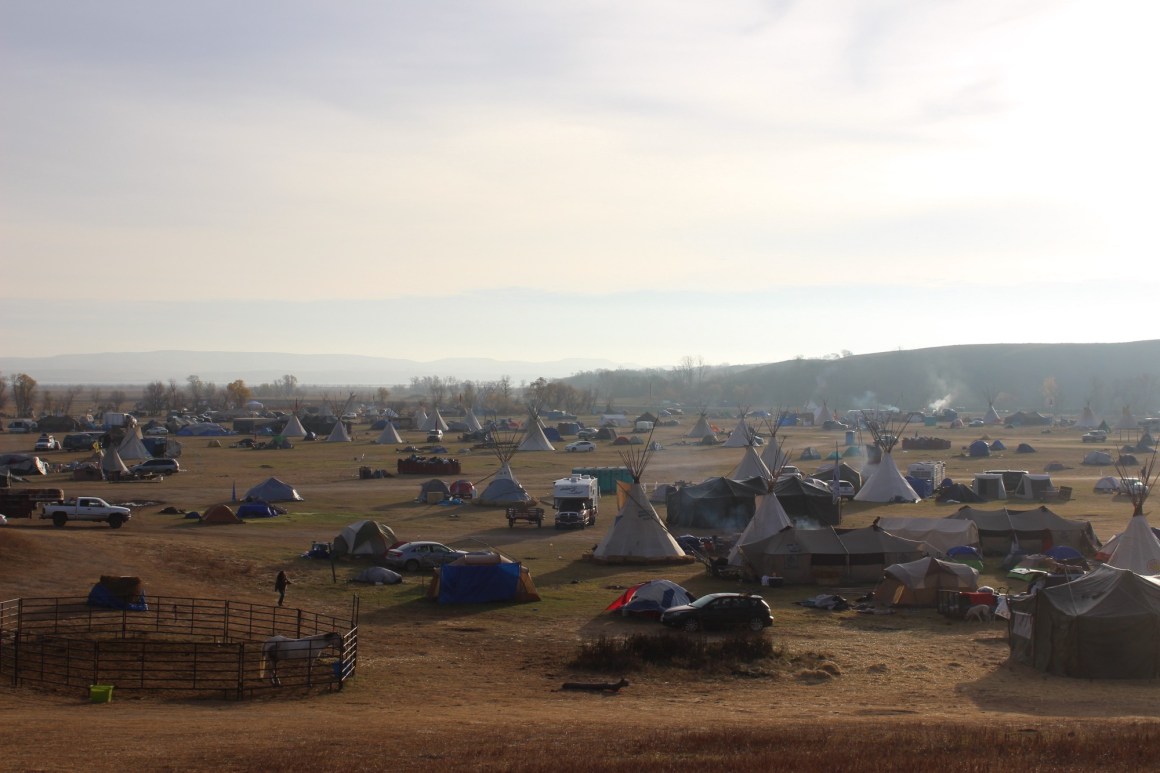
[437,563,520,604]
[87,583,148,611]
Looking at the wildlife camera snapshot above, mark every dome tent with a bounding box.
[244,477,303,502]
[333,520,398,559]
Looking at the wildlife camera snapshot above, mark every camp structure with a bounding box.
[117,426,152,462]
[853,414,920,504]
[333,520,398,559]
[200,504,242,525]
[772,475,841,526]
[244,477,303,502]
[100,446,130,477]
[728,485,794,568]
[422,406,449,433]
[982,390,1003,426]
[1116,405,1138,431]
[873,517,980,557]
[946,505,1100,556]
[722,408,757,449]
[87,576,147,611]
[592,441,690,565]
[730,444,772,482]
[1011,473,1058,500]
[605,579,694,618]
[413,406,428,430]
[664,476,768,531]
[1008,565,1160,679]
[1082,449,1114,466]
[352,566,402,585]
[325,419,352,443]
[1102,452,1160,575]
[971,473,1008,501]
[1076,402,1099,430]
[516,405,555,452]
[475,430,535,508]
[463,408,483,433]
[813,461,863,493]
[685,409,714,440]
[872,557,979,607]
[1094,475,1123,494]
[374,422,404,445]
[426,553,540,604]
[738,524,927,585]
[418,478,451,503]
[280,413,307,439]
[935,482,983,504]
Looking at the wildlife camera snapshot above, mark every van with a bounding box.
[6,419,37,434]
[634,421,654,433]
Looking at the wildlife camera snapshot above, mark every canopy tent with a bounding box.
[872,557,979,607]
[1009,565,1160,679]
[244,477,303,502]
[333,520,398,558]
[1012,473,1057,500]
[664,476,768,531]
[426,553,540,604]
[873,517,980,557]
[947,505,1100,556]
[738,525,926,585]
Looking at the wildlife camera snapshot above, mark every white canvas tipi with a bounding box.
[722,409,755,449]
[1117,406,1138,431]
[280,414,307,438]
[422,406,449,432]
[730,444,772,482]
[1106,454,1160,575]
[813,401,830,426]
[118,426,152,462]
[375,422,403,445]
[592,444,687,564]
[728,490,792,567]
[685,410,714,439]
[413,406,428,430]
[517,407,555,452]
[464,408,483,433]
[476,430,535,507]
[1076,402,1099,430]
[853,417,919,504]
[100,446,129,476]
[326,420,352,442]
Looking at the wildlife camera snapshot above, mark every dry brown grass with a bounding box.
[0,419,1157,771]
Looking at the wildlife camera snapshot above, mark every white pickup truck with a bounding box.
[41,497,132,529]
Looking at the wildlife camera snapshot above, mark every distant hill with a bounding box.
[696,341,1160,415]
[0,351,628,386]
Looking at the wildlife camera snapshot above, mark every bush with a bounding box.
[572,632,780,672]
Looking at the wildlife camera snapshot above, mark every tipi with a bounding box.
[730,444,772,482]
[722,407,756,449]
[423,406,449,432]
[326,419,352,442]
[464,407,483,433]
[375,422,403,445]
[1117,406,1138,431]
[476,430,536,507]
[759,416,791,471]
[118,426,152,462]
[100,446,129,476]
[685,409,714,439]
[517,406,555,452]
[1105,452,1160,575]
[592,440,690,564]
[1076,401,1099,431]
[280,413,307,438]
[982,390,1003,426]
[854,414,920,504]
[729,446,794,568]
[413,406,429,430]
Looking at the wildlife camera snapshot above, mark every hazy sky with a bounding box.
[3,1,1156,368]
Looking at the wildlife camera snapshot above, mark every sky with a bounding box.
[3,1,1158,370]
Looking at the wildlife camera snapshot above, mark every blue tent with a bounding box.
[428,559,540,604]
[990,440,1007,451]
[968,440,991,458]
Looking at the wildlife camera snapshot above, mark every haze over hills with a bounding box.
[0,351,632,387]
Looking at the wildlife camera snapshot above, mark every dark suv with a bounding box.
[63,433,101,452]
[660,593,773,632]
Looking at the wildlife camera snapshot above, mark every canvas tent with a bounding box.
[972,473,1008,501]
[375,422,404,445]
[772,475,841,526]
[333,520,398,558]
[1077,404,1099,430]
[947,505,1100,556]
[418,478,451,502]
[200,504,242,525]
[1083,450,1114,466]
[738,525,926,585]
[464,408,483,433]
[664,476,768,531]
[325,420,352,442]
[872,557,978,607]
[426,553,540,604]
[244,477,303,502]
[1008,565,1160,679]
[1012,473,1057,500]
[729,445,772,482]
[873,517,980,557]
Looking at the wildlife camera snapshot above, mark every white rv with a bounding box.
[552,475,600,529]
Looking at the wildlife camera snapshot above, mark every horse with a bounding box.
[260,632,343,686]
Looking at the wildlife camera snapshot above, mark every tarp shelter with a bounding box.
[947,505,1100,556]
[664,476,768,531]
[738,525,926,585]
[87,576,147,611]
[1008,565,1160,678]
[244,477,303,502]
[772,475,841,526]
[968,440,991,458]
[874,517,980,557]
[604,579,694,618]
[200,504,242,525]
[427,554,540,604]
[352,566,402,584]
[972,473,1008,501]
[873,557,979,607]
[333,520,398,559]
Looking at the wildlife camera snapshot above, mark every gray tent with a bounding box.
[664,476,768,531]
[243,477,303,502]
[738,525,926,585]
[1009,565,1160,678]
[947,505,1100,556]
[352,566,403,584]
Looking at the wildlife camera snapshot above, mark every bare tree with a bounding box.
[142,381,167,414]
[40,389,55,415]
[0,373,8,413]
[11,373,37,416]
[108,389,127,410]
[187,375,204,407]
[167,379,182,411]
[277,374,298,397]
[60,386,83,416]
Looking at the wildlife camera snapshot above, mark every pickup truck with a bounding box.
[41,497,132,529]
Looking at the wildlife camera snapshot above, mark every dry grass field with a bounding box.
[2,418,1159,771]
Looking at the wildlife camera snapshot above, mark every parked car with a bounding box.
[829,480,856,500]
[63,432,101,452]
[144,426,169,436]
[6,419,37,434]
[129,458,181,475]
[426,429,444,442]
[660,592,773,632]
[34,434,60,451]
[1082,430,1107,443]
[383,541,468,572]
[564,440,596,453]
[577,428,598,440]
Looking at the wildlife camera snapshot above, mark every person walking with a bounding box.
[274,570,291,607]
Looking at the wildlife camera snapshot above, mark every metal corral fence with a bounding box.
[0,595,359,700]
